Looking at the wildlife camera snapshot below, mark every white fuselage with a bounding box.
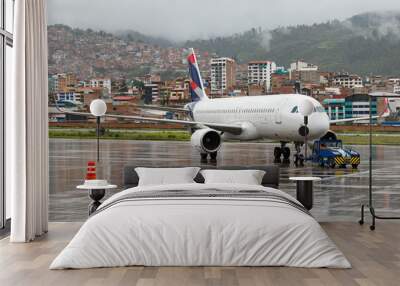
[191,94,330,142]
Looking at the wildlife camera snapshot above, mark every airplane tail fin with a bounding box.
[187,48,208,102]
[382,97,392,118]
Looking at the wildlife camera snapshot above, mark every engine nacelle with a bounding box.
[191,128,222,154]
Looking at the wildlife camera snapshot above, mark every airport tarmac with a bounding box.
[50,138,400,222]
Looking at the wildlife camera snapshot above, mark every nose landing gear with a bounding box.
[294,143,305,167]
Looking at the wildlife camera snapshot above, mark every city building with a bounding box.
[78,87,107,107]
[112,95,138,106]
[210,57,236,94]
[87,78,112,93]
[248,84,265,96]
[324,87,342,97]
[236,64,249,86]
[292,70,321,84]
[55,91,82,104]
[289,60,320,84]
[159,86,172,105]
[143,74,161,84]
[49,73,77,93]
[289,60,319,72]
[388,78,400,85]
[169,88,187,103]
[332,74,363,88]
[271,70,294,94]
[247,61,277,92]
[143,83,160,104]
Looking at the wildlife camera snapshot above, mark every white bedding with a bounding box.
[50,183,351,269]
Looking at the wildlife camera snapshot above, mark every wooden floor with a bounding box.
[0,222,399,286]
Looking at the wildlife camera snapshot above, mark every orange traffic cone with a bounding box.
[86,161,96,180]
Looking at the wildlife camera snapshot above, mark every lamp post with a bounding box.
[299,99,314,161]
[359,92,400,230]
[90,99,107,162]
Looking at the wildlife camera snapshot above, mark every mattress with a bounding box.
[50,183,350,269]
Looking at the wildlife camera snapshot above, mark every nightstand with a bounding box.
[289,177,321,210]
[77,183,117,215]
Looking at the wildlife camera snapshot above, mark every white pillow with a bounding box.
[135,167,201,186]
[200,169,266,185]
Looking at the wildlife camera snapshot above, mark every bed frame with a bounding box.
[123,165,280,189]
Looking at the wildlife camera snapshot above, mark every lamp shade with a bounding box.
[299,99,314,116]
[90,99,107,117]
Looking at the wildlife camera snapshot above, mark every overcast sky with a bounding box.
[48,0,400,41]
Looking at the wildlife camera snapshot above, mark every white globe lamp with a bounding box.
[90,99,107,117]
[90,99,107,162]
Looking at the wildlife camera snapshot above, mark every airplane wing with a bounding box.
[134,104,189,113]
[57,107,243,135]
[330,115,383,124]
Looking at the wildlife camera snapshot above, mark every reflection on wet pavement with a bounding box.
[50,139,400,222]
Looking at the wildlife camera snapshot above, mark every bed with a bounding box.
[50,165,350,269]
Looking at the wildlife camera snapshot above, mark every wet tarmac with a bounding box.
[50,139,400,222]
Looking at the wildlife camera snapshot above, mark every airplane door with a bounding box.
[274,108,282,124]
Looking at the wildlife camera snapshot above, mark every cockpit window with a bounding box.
[313,106,326,113]
[291,106,299,113]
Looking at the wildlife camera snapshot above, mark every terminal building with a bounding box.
[323,94,378,123]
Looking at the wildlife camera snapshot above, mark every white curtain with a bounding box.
[8,0,49,242]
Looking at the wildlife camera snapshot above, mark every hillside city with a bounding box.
[48,24,400,124]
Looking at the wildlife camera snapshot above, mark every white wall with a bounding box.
[5,45,13,219]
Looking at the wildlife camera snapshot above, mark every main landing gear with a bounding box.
[274,142,305,167]
[200,152,218,164]
[274,142,290,164]
[294,142,305,167]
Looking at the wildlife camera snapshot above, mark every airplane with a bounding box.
[57,48,390,165]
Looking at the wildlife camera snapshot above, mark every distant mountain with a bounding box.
[48,12,400,78]
[115,30,175,48]
[47,24,188,80]
[185,12,400,76]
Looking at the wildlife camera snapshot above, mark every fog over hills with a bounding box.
[184,12,400,75]
[49,12,400,76]
[48,0,400,41]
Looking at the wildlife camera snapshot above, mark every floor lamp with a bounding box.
[90,99,107,162]
[359,92,400,230]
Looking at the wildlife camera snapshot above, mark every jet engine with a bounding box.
[191,128,222,154]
